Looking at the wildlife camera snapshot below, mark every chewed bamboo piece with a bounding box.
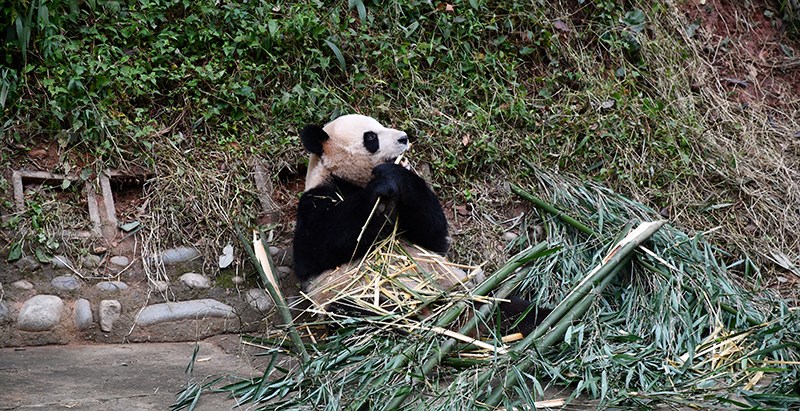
[302,236,486,324]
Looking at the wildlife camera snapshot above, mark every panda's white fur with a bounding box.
[304,114,409,190]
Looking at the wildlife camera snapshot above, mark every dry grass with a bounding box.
[138,143,262,291]
[665,1,800,272]
[4,0,798,288]
[439,0,800,292]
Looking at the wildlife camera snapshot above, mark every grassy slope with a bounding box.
[1,0,798,275]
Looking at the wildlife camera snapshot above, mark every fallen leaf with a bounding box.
[455,205,470,216]
[462,135,470,146]
[29,148,48,158]
[219,244,234,269]
[553,20,569,32]
[600,99,615,109]
[119,221,141,232]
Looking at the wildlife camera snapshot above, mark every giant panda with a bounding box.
[293,114,550,335]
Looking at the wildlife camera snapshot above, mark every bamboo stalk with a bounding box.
[482,263,630,407]
[518,221,665,352]
[370,243,553,410]
[482,221,666,407]
[511,184,596,237]
[538,261,624,347]
[235,226,309,362]
[383,245,557,409]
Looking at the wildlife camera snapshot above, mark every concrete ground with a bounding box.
[0,336,262,410]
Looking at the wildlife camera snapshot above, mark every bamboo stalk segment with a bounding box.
[235,226,309,362]
[484,221,666,406]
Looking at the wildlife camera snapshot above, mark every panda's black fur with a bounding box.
[293,115,551,335]
[293,123,449,283]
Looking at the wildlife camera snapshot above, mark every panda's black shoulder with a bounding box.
[302,177,361,200]
[297,177,362,212]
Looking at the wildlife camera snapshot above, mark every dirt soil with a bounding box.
[684,0,800,107]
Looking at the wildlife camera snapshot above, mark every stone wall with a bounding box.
[0,245,296,347]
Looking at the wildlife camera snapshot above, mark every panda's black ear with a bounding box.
[300,124,328,155]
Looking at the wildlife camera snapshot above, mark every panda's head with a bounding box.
[301,114,409,190]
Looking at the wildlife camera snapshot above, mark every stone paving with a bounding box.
[0,337,266,410]
[0,245,296,347]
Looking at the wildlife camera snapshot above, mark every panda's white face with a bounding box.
[313,114,409,187]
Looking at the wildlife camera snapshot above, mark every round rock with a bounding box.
[109,256,130,267]
[51,275,82,291]
[96,281,129,292]
[159,247,201,265]
[51,255,74,269]
[74,298,93,330]
[135,299,235,326]
[245,288,274,313]
[17,295,64,331]
[503,232,519,242]
[180,273,211,289]
[151,280,169,292]
[99,300,121,332]
[11,280,34,290]
[82,254,103,268]
[15,256,41,273]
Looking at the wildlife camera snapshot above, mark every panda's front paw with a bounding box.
[372,163,409,182]
[371,164,402,201]
[372,178,398,201]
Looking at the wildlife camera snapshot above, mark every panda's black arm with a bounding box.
[372,164,450,254]
[293,184,396,282]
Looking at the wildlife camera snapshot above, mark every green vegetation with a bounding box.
[3,0,799,408]
[2,2,797,275]
[5,0,761,262]
[3,0,697,182]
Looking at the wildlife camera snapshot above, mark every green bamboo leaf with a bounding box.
[34,247,51,263]
[324,39,346,71]
[15,16,25,57]
[185,343,199,374]
[7,241,22,261]
[747,342,800,359]
[348,0,366,21]
[38,4,49,26]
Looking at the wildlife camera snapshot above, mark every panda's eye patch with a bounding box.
[363,131,379,153]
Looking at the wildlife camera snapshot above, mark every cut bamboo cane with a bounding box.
[382,243,556,410]
[511,184,596,237]
[363,243,552,410]
[253,231,279,292]
[235,226,309,362]
[518,220,665,351]
[483,221,666,407]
